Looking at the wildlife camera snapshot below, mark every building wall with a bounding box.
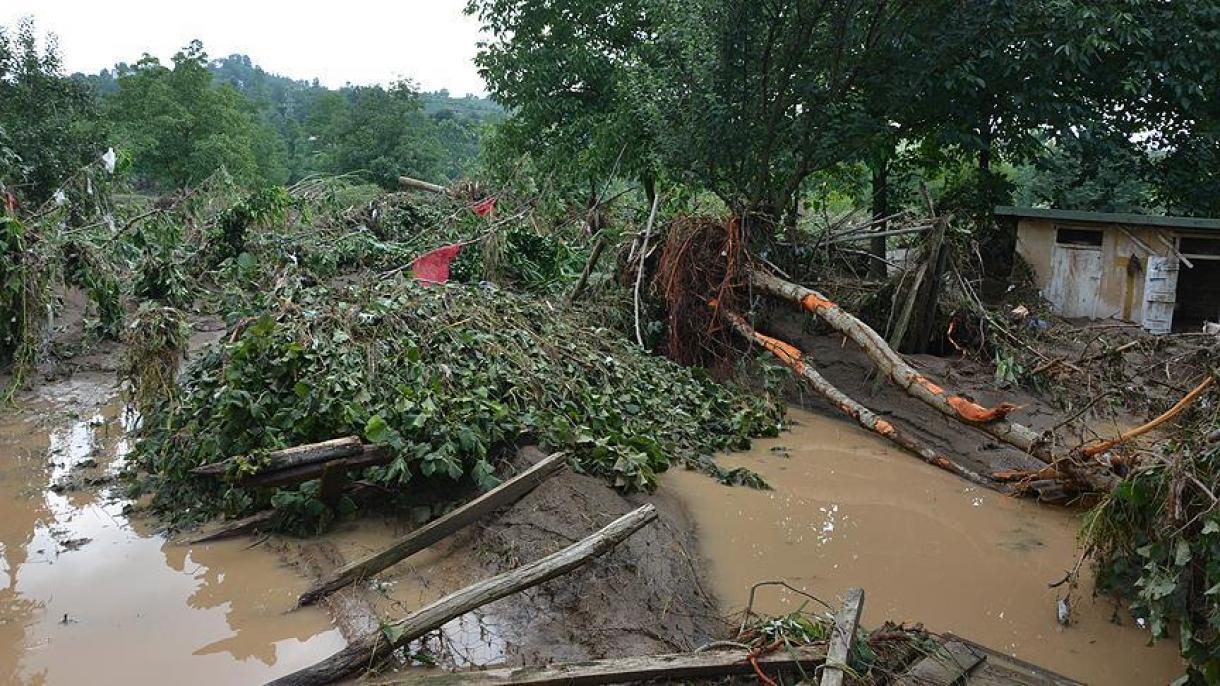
[1014,218,1173,322]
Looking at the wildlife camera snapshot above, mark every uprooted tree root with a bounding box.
[654,215,747,372]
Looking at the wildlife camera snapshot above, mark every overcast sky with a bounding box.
[4,1,488,95]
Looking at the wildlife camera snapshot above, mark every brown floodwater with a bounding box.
[665,408,1184,685]
[0,382,344,686]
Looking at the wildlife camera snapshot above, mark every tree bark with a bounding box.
[748,269,1052,462]
[267,505,659,686]
[719,308,994,487]
[298,450,567,606]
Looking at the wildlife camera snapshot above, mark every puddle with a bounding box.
[0,382,345,685]
[666,407,1184,685]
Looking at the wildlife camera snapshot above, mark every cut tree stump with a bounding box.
[266,504,659,686]
[193,437,364,478]
[820,587,864,686]
[368,645,827,686]
[297,449,568,606]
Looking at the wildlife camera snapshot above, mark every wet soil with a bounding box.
[664,406,1185,685]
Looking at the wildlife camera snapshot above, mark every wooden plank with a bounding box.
[266,504,659,686]
[297,450,568,606]
[193,436,364,477]
[177,510,276,544]
[820,587,864,686]
[370,645,827,686]
[242,445,394,488]
[940,634,1083,686]
[893,640,984,686]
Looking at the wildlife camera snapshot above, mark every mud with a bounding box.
[0,380,344,686]
[322,459,726,677]
[664,406,1185,685]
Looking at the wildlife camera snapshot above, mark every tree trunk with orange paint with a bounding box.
[718,308,995,488]
[748,269,1053,462]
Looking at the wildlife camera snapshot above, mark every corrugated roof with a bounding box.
[994,206,1220,232]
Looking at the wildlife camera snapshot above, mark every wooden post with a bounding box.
[267,504,659,686]
[297,451,568,606]
[819,587,864,686]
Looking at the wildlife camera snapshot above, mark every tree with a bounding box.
[107,41,286,189]
[466,0,657,201]
[0,18,106,205]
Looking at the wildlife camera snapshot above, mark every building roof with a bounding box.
[994,206,1220,232]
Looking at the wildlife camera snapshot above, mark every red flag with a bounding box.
[411,243,464,284]
[472,196,497,218]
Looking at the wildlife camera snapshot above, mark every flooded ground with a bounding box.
[665,407,1184,685]
[0,379,344,686]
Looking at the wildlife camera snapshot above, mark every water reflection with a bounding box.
[0,383,344,685]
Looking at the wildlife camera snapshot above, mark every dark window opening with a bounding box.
[1179,237,1220,257]
[1056,228,1103,247]
[1173,260,1220,332]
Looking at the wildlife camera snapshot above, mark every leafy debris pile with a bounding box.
[134,277,782,530]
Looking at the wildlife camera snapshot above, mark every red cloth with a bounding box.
[472,196,497,218]
[411,243,464,284]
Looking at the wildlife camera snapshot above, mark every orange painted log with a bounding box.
[718,308,994,488]
[749,270,1051,462]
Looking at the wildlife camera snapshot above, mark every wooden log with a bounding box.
[369,645,827,686]
[193,437,364,478]
[178,510,276,544]
[820,587,864,686]
[267,504,659,686]
[892,640,984,685]
[749,269,1053,462]
[399,176,449,195]
[719,309,995,487]
[242,445,394,488]
[297,450,568,606]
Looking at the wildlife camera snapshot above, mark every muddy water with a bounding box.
[0,381,344,685]
[666,408,1184,685]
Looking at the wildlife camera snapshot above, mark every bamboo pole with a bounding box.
[267,505,659,686]
[297,451,568,606]
[718,308,994,487]
[748,269,1052,462]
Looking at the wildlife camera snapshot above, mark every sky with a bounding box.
[3,1,488,95]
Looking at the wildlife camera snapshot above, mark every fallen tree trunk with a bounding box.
[298,449,568,606]
[242,445,393,488]
[193,437,364,478]
[749,269,1052,462]
[719,308,994,487]
[368,645,827,686]
[267,504,659,686]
